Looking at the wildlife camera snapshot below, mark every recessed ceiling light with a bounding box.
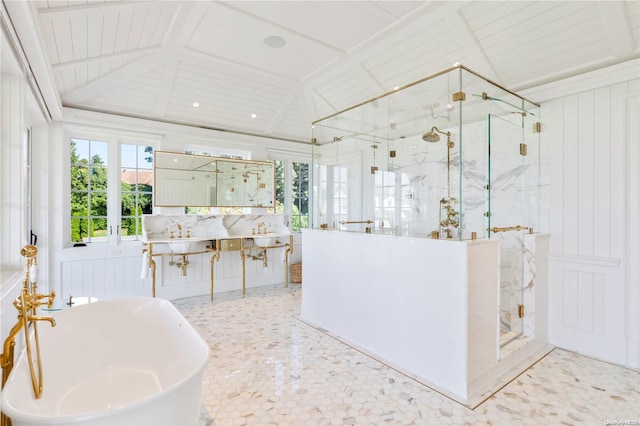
[192,101,200,108]
[263,35,286,48]
[251,113,257,118]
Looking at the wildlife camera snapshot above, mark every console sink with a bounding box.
[252,235,278,247]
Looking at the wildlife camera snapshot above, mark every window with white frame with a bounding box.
[291,162,309,231]
[69,136,154,244]
[374,170,396,229]
[120,144,154,240]
[273,159,310,232]
[333,166,348,226]
[70,138,109,243]
[374,170,414,234]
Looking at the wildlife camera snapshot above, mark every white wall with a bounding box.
[0,73,25,271]
[524,59,640,368]
[0,16,51,375]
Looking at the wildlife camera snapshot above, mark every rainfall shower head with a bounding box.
[422,129,440,142]
[422,126,449,143]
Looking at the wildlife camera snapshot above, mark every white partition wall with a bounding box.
[525,59,640,369]
[301,229,501,403]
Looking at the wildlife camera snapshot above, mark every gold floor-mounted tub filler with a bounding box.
[1,245,56,426]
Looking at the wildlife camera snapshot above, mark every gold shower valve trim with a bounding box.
[452,91,466,102]
[520,143,528,156]
[20,244,38,259]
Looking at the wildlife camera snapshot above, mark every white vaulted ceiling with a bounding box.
[7,1,640,143]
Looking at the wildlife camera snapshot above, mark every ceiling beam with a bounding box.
[154,58,179,118]
[265,90,296,135]
[180,47,299,88]
[154,2,209,118]
[301,2,446,86]
[162,2,209,48]
[37,1,161,17]
[52,46,163,71]
[61,51,165,105]
[445,3,501,84]
[310,87,339,120]
[598,1,636,58]
[359,63,387,93]
[295,84,319,133]
[218,1,346,56]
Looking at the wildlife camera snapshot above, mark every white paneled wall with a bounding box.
[540,60,639,368]
[1,73,25,270]
[61,256,150,301]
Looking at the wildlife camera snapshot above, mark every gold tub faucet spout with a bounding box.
[27,315,56,327]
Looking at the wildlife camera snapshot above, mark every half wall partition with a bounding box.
[307,65,546,375]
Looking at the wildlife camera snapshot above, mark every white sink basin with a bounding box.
[252,235,278,247]
[168,239,200,253]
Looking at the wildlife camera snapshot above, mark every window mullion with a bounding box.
[284,159,293,227]
[109,139,121,245]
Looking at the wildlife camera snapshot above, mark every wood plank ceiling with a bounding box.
[14,1,640,143]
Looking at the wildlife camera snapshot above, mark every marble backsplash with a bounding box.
[142,214,288,241]
[223,215,289,236]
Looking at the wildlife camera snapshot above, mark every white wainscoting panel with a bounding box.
[550,257,627,365]
[61,256,150,301]
[546,70,639,368]
[60,243,294,302]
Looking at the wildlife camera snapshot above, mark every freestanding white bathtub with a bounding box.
[1,298,209,426]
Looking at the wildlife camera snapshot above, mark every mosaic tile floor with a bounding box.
[173,284,640,426]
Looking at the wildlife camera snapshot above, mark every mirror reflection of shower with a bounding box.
[423,126,459,239]
[243,170,260,203]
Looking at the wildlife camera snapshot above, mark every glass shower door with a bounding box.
[488,113,527,349]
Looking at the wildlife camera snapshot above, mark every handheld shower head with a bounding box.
[422,126,449,143]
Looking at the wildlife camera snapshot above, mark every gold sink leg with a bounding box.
[210,240,220,301]
[240,238,246,295]
[147,243,157,298]
[285,234,294,288]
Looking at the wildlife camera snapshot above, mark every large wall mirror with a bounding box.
[154,151,274,208]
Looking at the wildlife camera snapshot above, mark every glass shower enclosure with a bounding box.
[310,65,542,349]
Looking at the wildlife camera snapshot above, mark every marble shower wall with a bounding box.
[382,119,541,338]
[383,119,538,239]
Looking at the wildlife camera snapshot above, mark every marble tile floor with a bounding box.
[172,284,640,426]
